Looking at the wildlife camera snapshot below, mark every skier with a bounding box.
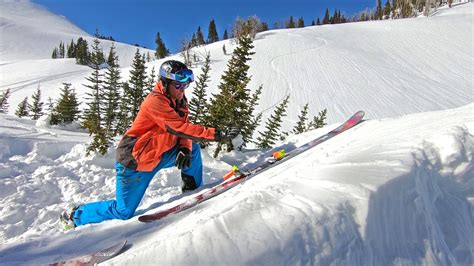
[60,60,239,230]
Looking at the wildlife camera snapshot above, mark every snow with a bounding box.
[0,1,473,265]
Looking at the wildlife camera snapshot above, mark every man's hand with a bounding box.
[214,126,240,141]
[175,147,191,170]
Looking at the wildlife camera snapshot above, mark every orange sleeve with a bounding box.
[143,94,216,143]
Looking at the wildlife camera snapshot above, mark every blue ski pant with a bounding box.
[73,142,203,226]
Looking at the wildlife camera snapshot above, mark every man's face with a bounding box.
[168,81,189,101]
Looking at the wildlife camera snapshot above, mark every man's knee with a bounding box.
[116,207,135,220]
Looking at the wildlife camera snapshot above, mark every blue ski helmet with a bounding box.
[159,60,194,85]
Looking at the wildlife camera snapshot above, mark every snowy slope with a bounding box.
[0,1,473,265]
[0,0,154,112]
[0,104,472,265]
[1,1,472,127]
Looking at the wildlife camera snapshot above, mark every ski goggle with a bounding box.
[160,68,194,83]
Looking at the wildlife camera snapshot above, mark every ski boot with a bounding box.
[60,205,79,231]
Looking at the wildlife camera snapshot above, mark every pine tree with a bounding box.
[116,81,131,135]
[147,66,157,90]
[207,19,219,43]
[51,83,80,125]
[67,39,75,58]
[196,26,205,45]
[323,8,331,24]
[241,85,263,146]
[189,53,211,125]
[207,35,256,157]
[317,18,321,25]
[292,103,309,134]
[286,16,296,28]
[155,32,168,59]
[126,49,148,120]
[75,37,90,65]
[0,88,11,113]
[256,95,290,149]
[52,47,58,59]
[46,97,54,114]
[297,17,305,28]
[102,43,122,141]
[59,41,65,58]
[15,97,29,118]
[223,29,229,40]
[376,0,383,19]
[308,108,327,130]
[384,0,392,18]
[82,38,105,154]
[29,85,44,120]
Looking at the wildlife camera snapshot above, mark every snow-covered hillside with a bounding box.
[0,1,473,265]
[0,0,154,112]
[0,103,472,265]
[1,1,472,129]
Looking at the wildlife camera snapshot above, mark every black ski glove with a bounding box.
[214,126,240,141]
[175,147,191,170]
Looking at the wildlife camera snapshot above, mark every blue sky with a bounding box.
[33,0,375,53]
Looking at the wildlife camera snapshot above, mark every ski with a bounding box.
[138,111,365,223]
[49,240,127,266]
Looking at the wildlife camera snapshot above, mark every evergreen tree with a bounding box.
[308,108,327,130]
[256,95,290,149]
[46,97,54,114]
[223,29,229,40]
[292,103,309,134]
[155,32,168,59]
[52,47,58,59]
[59,41,65,58]
[323,8,331,24]
[207,35,256,157]
[29,85,44,120]
[67,39,76,58]
[317,18,321,25]
[0,88,11,113]
[116,81,131,135]
[384,0,392,18]
[196,26,205,45]
[286,16,296,28]
[126,49,148,119]
[191,33,197,47]
[297,17,305,28]
[207,19,219,43]
[189,53,211,125]
[242,85,263,145]
[311,19,315,26]
[376,0,383,19]
[75,37,90,65]
[102,43,122,141]
[82,38,105,153]
[147,66,157,91]
[15,97,29,118]
[51,83,80,125]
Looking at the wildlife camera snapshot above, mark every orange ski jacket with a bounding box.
[116,81,215,171]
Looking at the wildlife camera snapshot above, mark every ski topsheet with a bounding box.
[49,240,127,266]
[139,111,365,223]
